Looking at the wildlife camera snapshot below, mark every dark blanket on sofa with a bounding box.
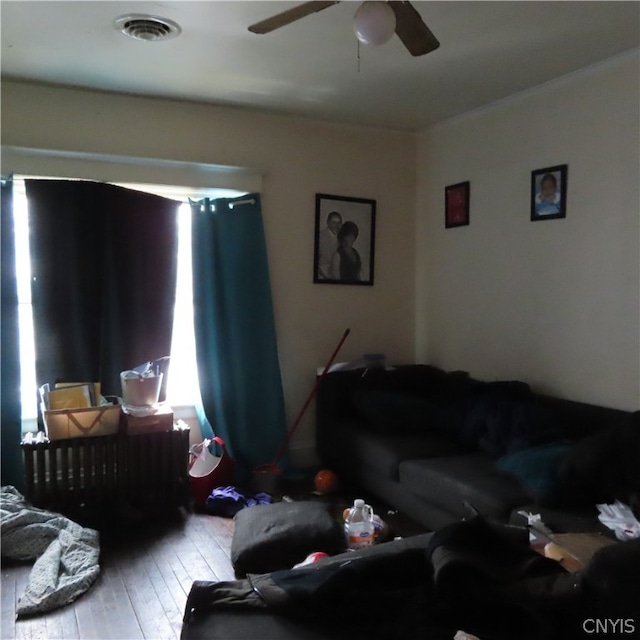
[348,369,569,457]
[183,517,622,640]
[442,380,568,457]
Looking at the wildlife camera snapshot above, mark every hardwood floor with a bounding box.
[2,511,236,640]
[2,483,427,640]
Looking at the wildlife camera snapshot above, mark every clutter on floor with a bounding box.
[204,486,273,517]
[230,500,347,577]
[1,486,100,617]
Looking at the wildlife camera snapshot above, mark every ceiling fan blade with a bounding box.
[388,1,440,57]
[248,1,341,34]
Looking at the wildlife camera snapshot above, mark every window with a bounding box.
[13,180,37,424]
[12,178,243,429]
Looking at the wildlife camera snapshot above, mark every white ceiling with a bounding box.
[1,1,639,131]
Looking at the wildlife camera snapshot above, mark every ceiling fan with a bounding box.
[248,1,440,57]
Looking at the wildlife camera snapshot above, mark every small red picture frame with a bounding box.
[445,181,470,228]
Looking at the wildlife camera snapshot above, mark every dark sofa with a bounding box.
[316,365,639,534]
[183,517,640,640]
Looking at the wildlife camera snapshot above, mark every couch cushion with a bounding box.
[350,390,442,434]
[231,501,346,578]
[341,422,465,481]
[496,442,572,506]
[581,538,640,617]
[556,420,640,508]
[349,364,450,397]
[399,453,530,520]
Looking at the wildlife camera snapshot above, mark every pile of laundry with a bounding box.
[204,486,273,517]
[1,486,100,617]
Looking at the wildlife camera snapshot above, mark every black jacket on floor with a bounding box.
[182,517,639,640]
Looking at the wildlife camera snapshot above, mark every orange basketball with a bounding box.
[314,469,339,494]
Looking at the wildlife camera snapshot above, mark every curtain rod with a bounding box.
[192,196,256,208]
[231,198,256,207]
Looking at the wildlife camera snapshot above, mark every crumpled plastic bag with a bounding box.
[596,500,640,540]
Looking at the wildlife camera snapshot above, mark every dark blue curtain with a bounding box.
[191,194,288,480]
[26,180,179,398]
[1,178,24,489]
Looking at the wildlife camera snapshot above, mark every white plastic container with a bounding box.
[120,370,163,416]
[344,498,375,550]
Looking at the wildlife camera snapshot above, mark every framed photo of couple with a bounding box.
[313,193,376,286]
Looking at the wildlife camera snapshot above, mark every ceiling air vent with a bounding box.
[114,14,181,42]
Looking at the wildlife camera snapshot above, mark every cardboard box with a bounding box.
[543,533,616,572]
[43,404,122,440]
[124,405,174,435]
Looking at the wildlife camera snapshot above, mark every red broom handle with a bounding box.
[271,328,350,467]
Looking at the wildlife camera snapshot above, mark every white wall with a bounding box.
[416,51,640,410]
[3,47,638,467]
[1,81,418,465]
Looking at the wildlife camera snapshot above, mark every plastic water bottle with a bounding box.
[344,498,375,550]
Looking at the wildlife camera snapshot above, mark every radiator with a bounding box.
[21,427,191,511]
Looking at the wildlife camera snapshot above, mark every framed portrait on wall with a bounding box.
[531,164,568,221]
[313,193,376,286]
[445,181,470,228]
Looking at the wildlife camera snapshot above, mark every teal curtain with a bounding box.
[1,178,24,490]
[191,194,288,480]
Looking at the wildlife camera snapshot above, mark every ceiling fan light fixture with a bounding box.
[353,1,396,47]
